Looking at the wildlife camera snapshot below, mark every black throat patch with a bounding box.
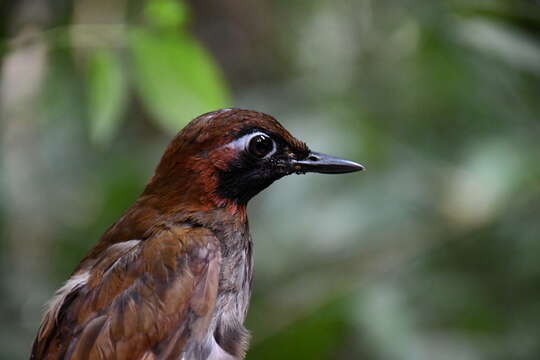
[215,153,285,204]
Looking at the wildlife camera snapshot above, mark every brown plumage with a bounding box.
[30,109,363,360]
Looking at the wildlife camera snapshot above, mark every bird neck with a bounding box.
[142,142,249,214]
[141,179,247,221]
[80,146,251,262]
[78,192,247,267]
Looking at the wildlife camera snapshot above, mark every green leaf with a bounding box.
[144,0,188,29]
[129,29,230,134]
[86,49,127,145]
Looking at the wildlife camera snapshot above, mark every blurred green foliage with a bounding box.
[130,28,229,134]
[87,49,127,144]
[1,0,540,359]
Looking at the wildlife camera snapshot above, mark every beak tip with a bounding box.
[344,161,365,173]
[354,163,366,172]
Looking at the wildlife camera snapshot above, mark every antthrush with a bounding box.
[31,109,364,360]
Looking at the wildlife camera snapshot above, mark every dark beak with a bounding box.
[291,151,365,174]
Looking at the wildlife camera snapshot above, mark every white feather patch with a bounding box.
[223,132,276,159]
[46,271,89,324]
[207,337,236,360]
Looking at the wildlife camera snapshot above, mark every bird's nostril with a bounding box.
[308,155,318,161]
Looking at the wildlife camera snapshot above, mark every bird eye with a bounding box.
[247,134,275,158]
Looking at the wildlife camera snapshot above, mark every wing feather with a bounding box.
[30,225,221,360]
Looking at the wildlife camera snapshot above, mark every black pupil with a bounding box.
[248,135,274,158]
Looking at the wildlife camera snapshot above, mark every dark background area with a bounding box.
[1,0,540,359]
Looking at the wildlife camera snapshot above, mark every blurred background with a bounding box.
[1,0,540,359]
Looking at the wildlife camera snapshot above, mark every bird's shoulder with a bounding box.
[31,223,221,360]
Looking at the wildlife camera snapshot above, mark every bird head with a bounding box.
[143,109,364,214]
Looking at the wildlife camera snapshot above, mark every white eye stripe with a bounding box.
[225,131,277,158]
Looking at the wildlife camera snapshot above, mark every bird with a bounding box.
[30,108,364,360]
